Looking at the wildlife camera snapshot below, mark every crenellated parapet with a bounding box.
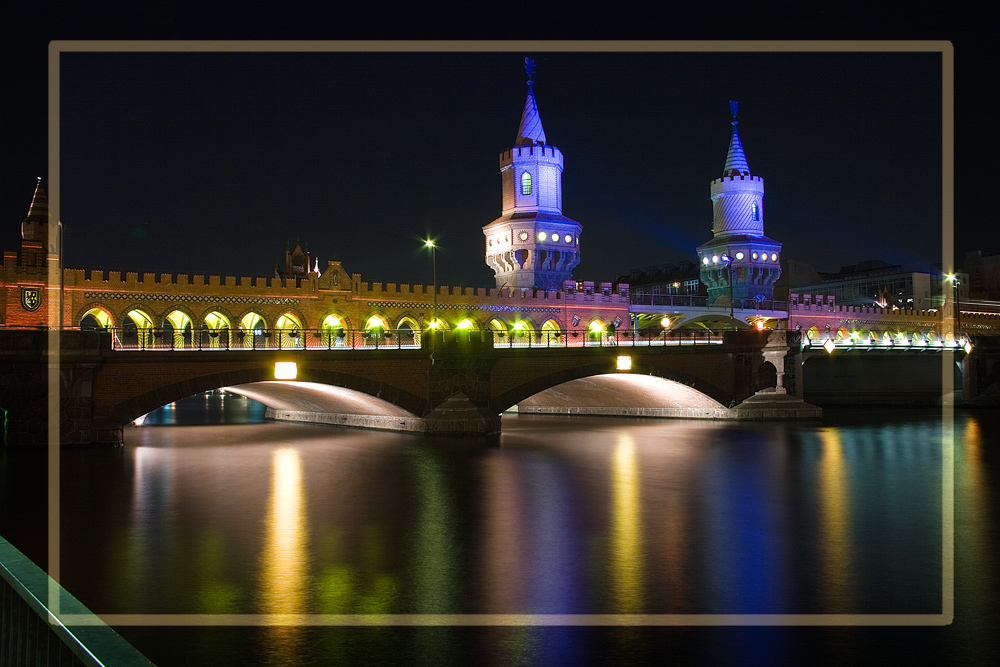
[787,293,962,339]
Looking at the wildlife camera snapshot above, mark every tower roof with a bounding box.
[515,57,546,146]
[723,100,750,176]
[24,177,49,223]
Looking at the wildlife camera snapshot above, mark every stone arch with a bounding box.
[757,361,778,390]
[79,304,115,330]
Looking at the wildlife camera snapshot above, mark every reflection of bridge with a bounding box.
[1,329,824,445]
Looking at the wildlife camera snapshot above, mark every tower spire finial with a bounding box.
[516,56,546,145]
[723,100,749,175]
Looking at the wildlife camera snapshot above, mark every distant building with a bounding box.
[964,250,1000,301]
[786,259,947,311]
[615,261,704,299]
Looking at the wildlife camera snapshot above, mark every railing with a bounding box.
[100,327,724,351]
[630,294,788,311]
[1,535,152,666]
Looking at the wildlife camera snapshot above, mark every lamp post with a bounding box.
[947,273,961,343]
[721,254,735,327]
[425,239,437,330]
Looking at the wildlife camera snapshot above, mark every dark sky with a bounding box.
[2,15,993,290]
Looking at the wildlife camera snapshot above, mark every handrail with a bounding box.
[78,327,728,351]
[0,534,152,666]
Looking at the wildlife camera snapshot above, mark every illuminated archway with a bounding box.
[322,314,347,347]
[510,319,534,345]
[396,316,421,347]
[202,311,233,348]
[540,318,561,346]
[163,310,193,348]
[240,312,267,348]
[122,309,154,348]
[587,318,606,345]
[276,312,304,349]
[364,314,389,346]
[487,318,507,343]
[80,306,114,331]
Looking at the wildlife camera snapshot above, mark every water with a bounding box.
[1,396,997,666]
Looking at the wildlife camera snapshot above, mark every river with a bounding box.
[1,395,997,666]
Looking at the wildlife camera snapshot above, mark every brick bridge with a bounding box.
[0,329,823,446]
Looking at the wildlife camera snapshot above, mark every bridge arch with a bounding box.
[121,308,155,347]
[111,365,431,428]
[201,310,234,348]
[163,307,196,348]
[489,359,733,414]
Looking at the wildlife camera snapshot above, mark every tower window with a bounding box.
[521,171,532,195]
[751,203,759,221]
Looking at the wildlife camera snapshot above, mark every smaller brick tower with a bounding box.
[697,102,782,307]
[483,58,582,291]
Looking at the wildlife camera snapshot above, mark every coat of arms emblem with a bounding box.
[21,287,42,312]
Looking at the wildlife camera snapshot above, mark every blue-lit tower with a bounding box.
[697,102,782,307]
[483,58,582,291]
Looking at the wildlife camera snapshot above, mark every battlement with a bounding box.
[61,268,317,293]
[710,173,764,194]
[500,143,564,167]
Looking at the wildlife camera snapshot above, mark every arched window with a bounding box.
[751,202,760,221]
[521,171,532,196]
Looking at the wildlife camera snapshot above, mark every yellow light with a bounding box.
[755,320,765,331]
[590,320,605,333]
[424,239,435,248]
[660,316,671,328]
[274,362,297,380]
[427,319,440,329]
[616,356,632,371]
[512,321,526,331]
[457,318,473,330]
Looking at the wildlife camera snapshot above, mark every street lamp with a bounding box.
[425,239,437,329]
[721,254,735,327]
[946,273,961,343]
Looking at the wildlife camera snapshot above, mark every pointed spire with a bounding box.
[25,177,50,223]
[515,57,546,146]
[723,100,750,176]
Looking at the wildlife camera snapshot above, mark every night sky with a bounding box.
[2,18,994,292]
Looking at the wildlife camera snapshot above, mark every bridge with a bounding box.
[1,328,826,446]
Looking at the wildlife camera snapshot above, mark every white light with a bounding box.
[616,356,632,371]
[964,341,973,354]
[133,413,147,426]
[274,362,297,380]
[660,316,671,328]
[735,251,744,260]
[712,255,719,263]
[702,257,709,265]
[823,339,835,354]
[538,231,547,241]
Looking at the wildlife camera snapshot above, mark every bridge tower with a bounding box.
[697,102,782,307]
[483,58,582,291]
[19,177,58,269]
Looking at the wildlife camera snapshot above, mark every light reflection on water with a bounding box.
[25,400,994,665]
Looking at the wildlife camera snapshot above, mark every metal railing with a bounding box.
[100,327,725,351]
[1,535,152,666]
[630,294,788,311]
